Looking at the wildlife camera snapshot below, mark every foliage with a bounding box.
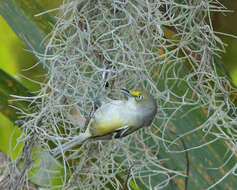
[1,0,237,190]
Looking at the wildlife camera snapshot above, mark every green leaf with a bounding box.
[0,1,64,189]
[0,1,64,188]
[149,63,237,189]
[0,0,55,54]
[0,68,33,122]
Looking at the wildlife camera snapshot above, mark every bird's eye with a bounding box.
[137,95,143,100]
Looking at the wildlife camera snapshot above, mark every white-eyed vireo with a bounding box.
[53,89,157,156]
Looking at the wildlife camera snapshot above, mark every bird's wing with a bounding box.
[92,125,134,140]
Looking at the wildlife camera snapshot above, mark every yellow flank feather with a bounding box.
[90,118,124,136]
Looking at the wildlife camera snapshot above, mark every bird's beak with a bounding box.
[121,88,133,97]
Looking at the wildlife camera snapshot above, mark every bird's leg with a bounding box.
[93,97,102,107]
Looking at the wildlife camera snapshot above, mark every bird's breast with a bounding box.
[89,100,138,136]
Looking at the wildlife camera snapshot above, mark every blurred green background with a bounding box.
[0,0,236,157]
[0,1,61,158]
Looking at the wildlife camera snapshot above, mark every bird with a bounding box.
[52,88,157,156]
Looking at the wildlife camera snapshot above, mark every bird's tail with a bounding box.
[52,129,91,156]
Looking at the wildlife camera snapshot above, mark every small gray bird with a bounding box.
[53,89,157,156]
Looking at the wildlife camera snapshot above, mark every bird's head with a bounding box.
[121,88,154,103]
[121,88,157,125]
